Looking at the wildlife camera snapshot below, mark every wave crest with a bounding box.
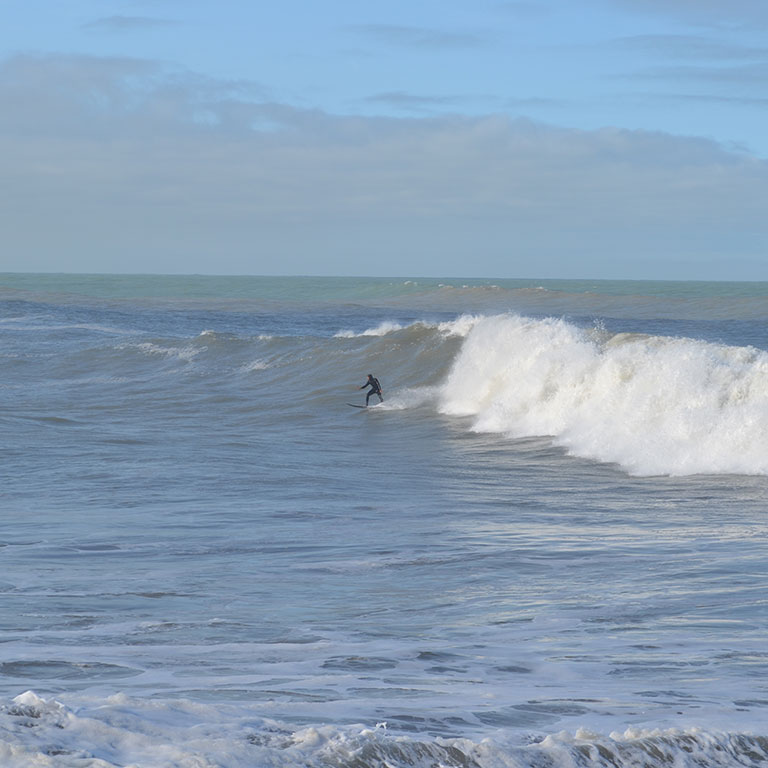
[335,315,481,340]
[440,314,768,476]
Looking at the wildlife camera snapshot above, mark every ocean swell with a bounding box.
[439,314,768,476]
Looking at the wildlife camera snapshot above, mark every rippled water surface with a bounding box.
[1,273,767,766]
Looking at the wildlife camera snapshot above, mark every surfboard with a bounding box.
[346,403,367,408]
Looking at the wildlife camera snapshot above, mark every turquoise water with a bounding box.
[1,273,767,766]
[3,272,768,300]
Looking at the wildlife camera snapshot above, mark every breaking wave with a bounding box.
[438,314,768,476]
[12,305,768,477]
[2,692,767,768]
[334,316,480,339]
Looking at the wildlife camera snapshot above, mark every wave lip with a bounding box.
[334,321,406,338]
[334,315,481,340]
[439,314,768,476]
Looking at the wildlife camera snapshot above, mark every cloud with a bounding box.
[364,91,470,113]
[658,92,768,108]
[349,24,487,50]
[611,34,768,61]
[363,93,563,116]
[603,0,768,28]
[0,54,269,139]
[82,15,178,33]
[608,35,768,101]
[0,54,766,278]
[631,61,768,87]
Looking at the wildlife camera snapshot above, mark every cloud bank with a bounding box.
[1,54,766,278]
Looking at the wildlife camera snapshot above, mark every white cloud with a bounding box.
[363,91,470,113]
[0,55,766,278]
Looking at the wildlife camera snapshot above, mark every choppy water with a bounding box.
[1,273,768,767]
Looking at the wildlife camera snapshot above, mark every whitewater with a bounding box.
[1,274,767,767]
[439,313,768,476]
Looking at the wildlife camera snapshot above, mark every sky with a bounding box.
[1,0,767,280]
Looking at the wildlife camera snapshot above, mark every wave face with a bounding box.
[439,314,768,476]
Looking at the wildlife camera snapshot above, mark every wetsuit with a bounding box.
[361,376,383,406]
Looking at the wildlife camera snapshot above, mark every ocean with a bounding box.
[1,273,767,767]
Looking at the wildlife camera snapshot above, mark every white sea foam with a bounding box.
[124,341,200,363]
[436,314,481,337]
[1,692,765,768]
[375,386,440,410]
[334,321,405,338]
[240,360,269,373]
[440,314,768,476]
[335,316,480,339]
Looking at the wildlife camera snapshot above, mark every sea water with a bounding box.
[1,273,768,767]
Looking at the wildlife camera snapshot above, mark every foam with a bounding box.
[121,341,200,363]
[334,315,481,340]
[374,386,440,411]
[1,693,766,768]
[436,314,481,337]
[334,321,405,338]
[239,360,270,373]
[439,314,768,476]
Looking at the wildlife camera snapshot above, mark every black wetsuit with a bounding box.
[361,376,383,406]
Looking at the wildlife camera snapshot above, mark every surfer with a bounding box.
[360,374,383,406]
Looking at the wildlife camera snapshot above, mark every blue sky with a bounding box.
[1,0,767,279]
